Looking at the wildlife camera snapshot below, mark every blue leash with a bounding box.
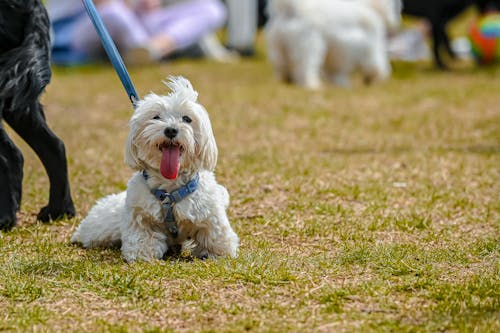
[81,0,140,107]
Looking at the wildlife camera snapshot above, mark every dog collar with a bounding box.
[142,171,199,238]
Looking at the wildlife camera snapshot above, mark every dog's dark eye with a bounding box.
[182,115,192,123]
[153,115,161,120]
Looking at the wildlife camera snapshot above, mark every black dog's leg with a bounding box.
[5,101,75,222]
[0,127,24,231]
[430,20,448,69]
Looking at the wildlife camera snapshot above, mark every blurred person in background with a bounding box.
[47,0,229,65]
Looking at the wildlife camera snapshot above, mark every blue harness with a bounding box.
[143,171,199,238]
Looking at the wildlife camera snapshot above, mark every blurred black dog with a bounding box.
[402,0,500,68]
[0,0,75,231]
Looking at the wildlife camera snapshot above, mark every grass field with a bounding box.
[1,33,499,331]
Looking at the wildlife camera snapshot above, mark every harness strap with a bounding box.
[143,171,199,238]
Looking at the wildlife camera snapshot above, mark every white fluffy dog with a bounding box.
[265,0,402,88]
[71,76,239,262]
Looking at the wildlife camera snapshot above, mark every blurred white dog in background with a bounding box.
[71,76,239,262]
[265,0,402,89]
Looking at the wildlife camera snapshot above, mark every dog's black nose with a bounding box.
[164,127,178,139]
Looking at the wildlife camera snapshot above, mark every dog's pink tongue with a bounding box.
[160,146,180,179]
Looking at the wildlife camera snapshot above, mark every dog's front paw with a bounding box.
[197,249,217,260]
[0,215,17,231]
[122,250,165,263]
[121,242,168,263]
[37,202,76,222]
[191,247,217,260]
[180,239,215,260]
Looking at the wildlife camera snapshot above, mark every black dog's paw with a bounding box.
[435,61,450,71]
[0,215,17,231]
[37,203,76,222]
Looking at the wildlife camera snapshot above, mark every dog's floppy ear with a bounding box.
[124,129,141,170]
[124,131,140,170]
[124,111,143,170]
[197,106,218,171]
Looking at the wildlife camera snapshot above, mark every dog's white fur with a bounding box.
[265,0,402,88]
[71,76,238,262]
